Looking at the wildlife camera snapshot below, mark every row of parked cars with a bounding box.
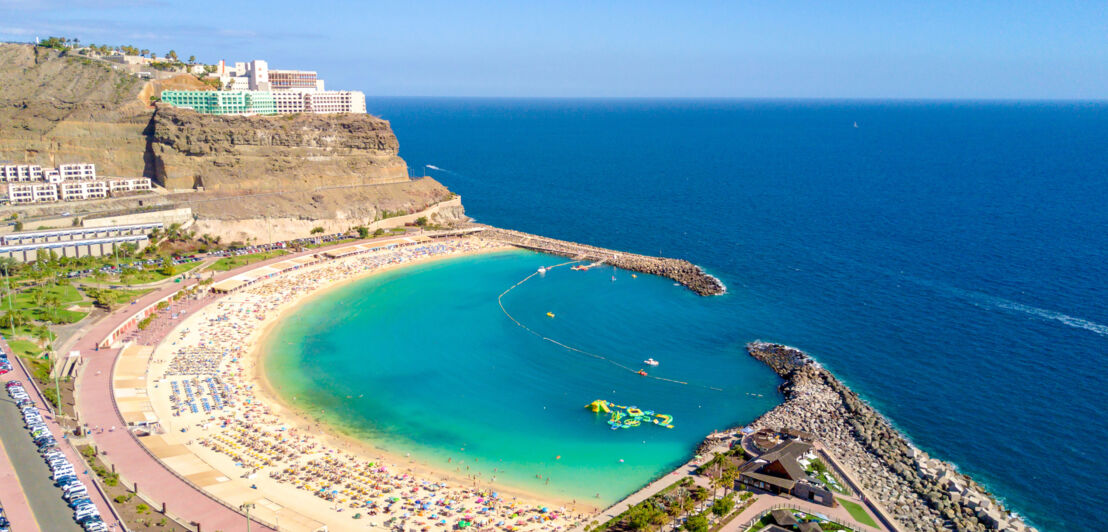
[0,351,11,375]
[6,381,107,531]
[63,255,204,279]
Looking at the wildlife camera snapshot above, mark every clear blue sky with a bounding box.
[2,0,1106,99]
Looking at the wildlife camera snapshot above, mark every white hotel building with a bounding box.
[272,90,367,114]
[2,163,96,183]
[3,163,152,204]
[204,59,364,115]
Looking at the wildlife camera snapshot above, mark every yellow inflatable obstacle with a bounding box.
[586,400,675,430]
[585,400,611,413]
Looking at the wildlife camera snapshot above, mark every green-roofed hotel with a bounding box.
[159,90,277,116]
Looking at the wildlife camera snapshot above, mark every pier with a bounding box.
[475,225,727,295]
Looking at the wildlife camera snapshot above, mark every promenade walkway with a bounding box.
[69,240,388,531]
[575,443,725,532]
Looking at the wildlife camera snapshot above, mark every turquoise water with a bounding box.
[264,249,781,504]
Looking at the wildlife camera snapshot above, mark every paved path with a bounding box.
[577,446,723,532]
[69,240,375,532]
[0,419,41,532]
[1,337,114,531]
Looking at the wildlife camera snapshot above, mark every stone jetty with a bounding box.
[478,226,726,296]
[745,341,1036,532]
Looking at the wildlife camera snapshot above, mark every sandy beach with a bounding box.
[138,237,594,532]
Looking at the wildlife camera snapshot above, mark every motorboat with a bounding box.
[643,358,659,366]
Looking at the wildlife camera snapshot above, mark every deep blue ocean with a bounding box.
[330,99,1104,530]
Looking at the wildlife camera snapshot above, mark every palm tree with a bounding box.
[1,310,26,331]
[45,294,61,322]
[30,286,45,308]
[33,323,52,349]
[93,270,108,292]
[720,469,736,497]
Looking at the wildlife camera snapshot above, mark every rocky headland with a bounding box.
[150,103,409,191]
[745,342,1036,532]
[0,42,443,236]
[479,226,726,295]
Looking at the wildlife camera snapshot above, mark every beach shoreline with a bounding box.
[246,245,600,513]
[138,238,599,532]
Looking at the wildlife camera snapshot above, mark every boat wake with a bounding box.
[989,297,1108,337]
[903,272,1108,338]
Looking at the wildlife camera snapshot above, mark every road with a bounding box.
[0,363,84,531]
[0,415,42,532]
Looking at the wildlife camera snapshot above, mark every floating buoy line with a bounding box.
[497,261,723,392]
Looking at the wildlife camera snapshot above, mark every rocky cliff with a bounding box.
[150,104,408,191]
[0,43,152,176]
[0,42,452,232]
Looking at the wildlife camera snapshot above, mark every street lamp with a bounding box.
[239,502,255,532]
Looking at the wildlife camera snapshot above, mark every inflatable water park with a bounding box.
[586,400,674,430]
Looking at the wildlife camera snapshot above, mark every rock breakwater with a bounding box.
[745,342,1036,532]
[478,226,726,296]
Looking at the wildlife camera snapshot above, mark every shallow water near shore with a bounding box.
[264,248,782,504]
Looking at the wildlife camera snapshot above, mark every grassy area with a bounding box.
[209,250,289,271]
[99,287,155,306]
[114,260,202,285]
[9,282,83,309]
[836,498,877,528]
[304,237,357,249]
[805,458,849,494]
[7,338,43,358]
[18,351,52,382]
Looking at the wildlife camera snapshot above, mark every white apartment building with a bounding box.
[2,163,96,182]
[6,176,151,204]
[60,163,97,180]
[59,180,109,201]
[1,165,44,182]
[108,178,153,194]
[306,90,366,114]
[8,183,59,204]
[272,90,367,115]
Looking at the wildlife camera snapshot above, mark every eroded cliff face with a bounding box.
[0,44,152,176]
[0,42,441,232]
[150,104,409,191]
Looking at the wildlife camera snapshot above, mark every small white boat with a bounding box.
[538,266,547,274]
[644,358,659,366]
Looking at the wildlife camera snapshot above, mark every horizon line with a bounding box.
[363,95,1108,103]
